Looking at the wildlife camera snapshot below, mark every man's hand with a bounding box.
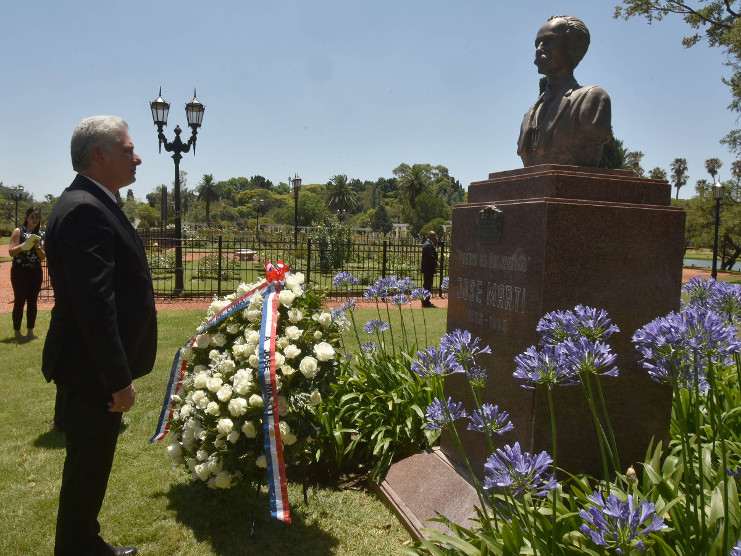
[109,383,136,413]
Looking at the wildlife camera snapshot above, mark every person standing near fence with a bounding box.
[42,115,156,556]
[421,230,439,308]
[8,206,46,340]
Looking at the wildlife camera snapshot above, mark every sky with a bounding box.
[0,1,736,201]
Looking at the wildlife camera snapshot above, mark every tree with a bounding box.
[326,174,357,213]
[615,2,741,155]
[670,157,689,199]
[625,150,646,177]
[370,204,393,235]
[196,173,220,227]
[649,166,668,181]
[393,163,433,209]
[705,157,724,181]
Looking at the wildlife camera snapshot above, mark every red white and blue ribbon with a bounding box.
[258,269,291,522]
[150,260,292,521]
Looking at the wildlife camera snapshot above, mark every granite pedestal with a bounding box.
[379,165,685,538]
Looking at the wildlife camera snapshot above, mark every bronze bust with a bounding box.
[517,15,612,167]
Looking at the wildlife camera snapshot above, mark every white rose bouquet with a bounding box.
[165,271,341,490]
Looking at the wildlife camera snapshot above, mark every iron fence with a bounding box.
[38,230,448,300]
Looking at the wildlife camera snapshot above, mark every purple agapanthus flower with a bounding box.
[394,276,415,295]
[633,306,741,390]
[425,397,468,431]
[332,271,358,289]
[363,319,389,334]
[440,329,492,372]
[466,366,488,388]
[484,442,557,498]
[537,305,619,345]
[412,346,458,378]
[730,540,741,556]
[340,299,357,311]
[682,276,719,309]
[468,404,514,435]
[537,309,578,345]
[727,466,741,479]
[709,280,741,327]
[410,287,430,301]
[391,293,410,307]
[579,491,667,554]
[361,341,377,353]
[513,343,578,389]
[562,336,619,378]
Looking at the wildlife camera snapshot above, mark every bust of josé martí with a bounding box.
[517,15,612,168]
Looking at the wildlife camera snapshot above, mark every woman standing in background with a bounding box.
[8,206,46,340]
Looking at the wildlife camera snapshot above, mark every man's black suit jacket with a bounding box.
[42,174,157,395]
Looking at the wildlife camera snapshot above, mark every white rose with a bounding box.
[232,369,253,395]
[310,391,322,405]
[277,395,289,416]
[256,455,267,468]
[212,333,227,347]
[274,352,285,367]
[285,326,302,340]
[283,432,297,446]
[213,437,226,448]
[167,442,184,463]
[277,337,289,350]
[246,309,261,322]
[246,330,260,344]
[236,282,252,296]
[193,372,208,389]
[206,401,221,416]
[288,309,304,323]
[214,470,233,489]
[281,365,296,377]
[216,384,233,402]
[179,404,193,419]
[228,397,248,417]
[209,299,229,315]
[279,421,291,436]
[242,421,257,438]
[227,431,240,444]
[250,292,263,308]
[192,390,208,409]
[314,331,322,340]
[217,418,234,435]
[285,272,305,287]
[209,349,221,361]
[195,334,211,349]
[219,359,236,374]
[283,344,301,359]
[206,457,222,474]
[206,376,223,393]
[227,323,241,335]
[194,463,210,481]
[186,458,197,471]
[299,356,319,378]
[278,289,296,307]
[196,449,209,462]
[313,342,335,362]
[181,346,193,361]
[248,354,260,369]
[249,394,264,407]
[317,312,332,327]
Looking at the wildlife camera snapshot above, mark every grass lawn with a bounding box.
[0,306,451,555]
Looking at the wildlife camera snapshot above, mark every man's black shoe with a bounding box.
[422,302,436,308]
[112,547,139,556]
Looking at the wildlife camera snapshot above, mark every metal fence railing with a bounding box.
[38,230,448,300]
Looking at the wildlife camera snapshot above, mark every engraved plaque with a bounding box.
[477,204,503,244]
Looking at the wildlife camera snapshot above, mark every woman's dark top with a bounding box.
[12,227,44,268]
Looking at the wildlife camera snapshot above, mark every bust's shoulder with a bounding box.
[571,85,610,102]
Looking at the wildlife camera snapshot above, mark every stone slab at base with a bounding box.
[375,448,480,540]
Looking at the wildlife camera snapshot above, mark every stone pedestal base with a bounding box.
[378,165,685,537]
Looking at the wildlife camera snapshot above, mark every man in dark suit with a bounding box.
[517,15,611,167]
[42,116,157,556]
[421,231,439,308]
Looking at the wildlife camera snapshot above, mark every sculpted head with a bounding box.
[535,15,590,77]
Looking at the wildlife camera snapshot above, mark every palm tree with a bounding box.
[197,173,220,227]
[705,157,723,182]
[327,174,357,214]
[394,163,433,209]
[648,167,667,181]
[670,158,688,200]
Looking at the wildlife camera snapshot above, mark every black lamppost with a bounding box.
[336,209,345,221]
[252,198,264,245]
[292,174,302,247]
[11,185,24,227]
[150,88,205,294]
[712,180,725,279]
